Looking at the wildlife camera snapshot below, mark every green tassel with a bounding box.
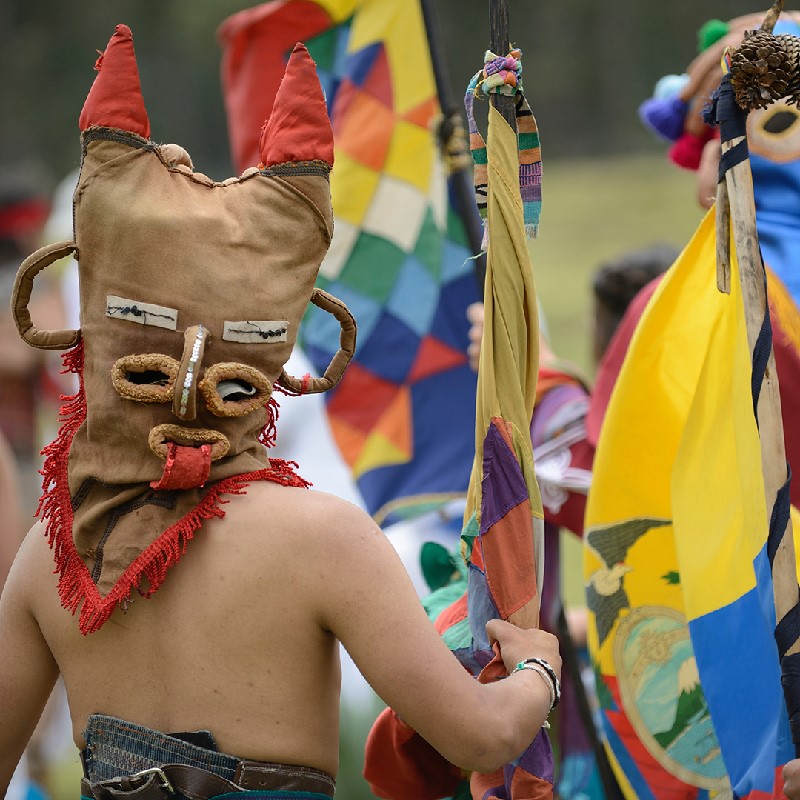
[698,19,729,52]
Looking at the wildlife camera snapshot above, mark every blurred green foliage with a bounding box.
[1,0,767,185]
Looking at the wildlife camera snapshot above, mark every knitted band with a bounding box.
[464,50,542,244]
[512,657,561,708]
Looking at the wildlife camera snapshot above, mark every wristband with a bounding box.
[512,657,561,708]
[513,662,555,712]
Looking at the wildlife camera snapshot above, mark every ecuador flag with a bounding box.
[584,209,795,800]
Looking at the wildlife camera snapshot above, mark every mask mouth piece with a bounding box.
[148,425,231,491]
[148,424,230,462]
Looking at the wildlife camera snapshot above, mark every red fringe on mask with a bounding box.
[38,343,310,635]
[258,395,281,448]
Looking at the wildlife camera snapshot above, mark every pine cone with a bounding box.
[776,33,800,106]
[730,29,791,110]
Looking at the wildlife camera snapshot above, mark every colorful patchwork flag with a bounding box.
[457,91,551,800]
[584,209,796,800]
[364,74,553,799]
[219,0,480,522]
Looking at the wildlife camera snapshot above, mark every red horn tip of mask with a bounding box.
[79,24,151,139]
[259,42,334,169]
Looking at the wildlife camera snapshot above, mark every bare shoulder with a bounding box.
[2,521,63,631]
[214,481,400,609]
[3,521,55,599]
[220,480,380,548]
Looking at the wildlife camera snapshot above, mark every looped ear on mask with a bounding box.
[277,288,356,395]
[12,241,81,350]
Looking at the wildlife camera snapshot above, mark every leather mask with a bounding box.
[12,25,356,633]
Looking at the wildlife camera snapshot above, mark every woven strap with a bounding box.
[464,61,542,240]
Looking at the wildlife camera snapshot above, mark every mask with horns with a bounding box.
[12,25,356,633]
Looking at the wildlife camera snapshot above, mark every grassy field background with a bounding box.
[532,153,704,373]
[40,152,706,800]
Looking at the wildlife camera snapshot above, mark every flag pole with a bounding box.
[489,0,516,129]
[419,0,487,285]
[722,0,800,753]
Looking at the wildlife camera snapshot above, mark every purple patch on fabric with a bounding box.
[517,729,555,782]
[453,647,488,675]
[482,783,508,800]
[480,420,528,535]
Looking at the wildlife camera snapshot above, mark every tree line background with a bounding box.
[1,0,766,190]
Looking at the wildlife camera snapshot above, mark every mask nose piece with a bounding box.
[173,325,208,421]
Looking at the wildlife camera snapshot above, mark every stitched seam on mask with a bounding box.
[89,491,178,584]
[260,161,331,177]
[71,478,95,513]
[268,176,333,241]
[81,127,155,153]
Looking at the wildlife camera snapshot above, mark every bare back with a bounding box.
[16,482,360,774]
[2,478,560,791]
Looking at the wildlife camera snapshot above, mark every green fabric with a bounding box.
[420,541,459,591]
[518,132,540,149]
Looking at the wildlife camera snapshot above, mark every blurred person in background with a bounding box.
[0,170,73,800]
[0,173,67,522]
[1,408,44,800]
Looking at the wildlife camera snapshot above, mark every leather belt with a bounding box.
[81,760,335,800]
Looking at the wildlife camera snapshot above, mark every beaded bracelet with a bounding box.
[512,662,555,712]
[512,657,561,708]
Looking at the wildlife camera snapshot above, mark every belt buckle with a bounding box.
[130,767,174,795]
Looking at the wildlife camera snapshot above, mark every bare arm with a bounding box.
[0,526,60,794]
[0,430,23,591]
[314,500,560,774]
[786,760,800,800]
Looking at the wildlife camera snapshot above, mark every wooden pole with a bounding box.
[726,0,800,661]
[761,0,785,32]
[489,0,516,129]
[724,136,800,657]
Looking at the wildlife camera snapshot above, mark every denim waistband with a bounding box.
[82,715,335,799]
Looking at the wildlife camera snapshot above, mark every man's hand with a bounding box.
[785,759,800,800]
[485,618,561,681]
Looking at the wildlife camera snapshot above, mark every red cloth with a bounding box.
[258,43,334,169]
[364,708,462,800]
[79,24,150,138]
[586,278,661,448]
[150,443,212,491]
[218,3,334,173]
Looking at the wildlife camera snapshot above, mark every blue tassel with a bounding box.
[639,96,689,142]
[653,73,689,100]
